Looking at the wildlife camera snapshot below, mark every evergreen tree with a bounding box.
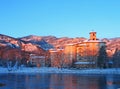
[112,48,120,68]
[97,46,108,68]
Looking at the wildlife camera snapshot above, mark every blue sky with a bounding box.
[0,0,120,38]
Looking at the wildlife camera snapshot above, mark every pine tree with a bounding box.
[112,48,120,68]
[97,46,108,68]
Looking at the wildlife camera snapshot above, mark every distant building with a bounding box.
[49,32,106,68]
[75,32,106,68]
[64,43,77,67]
[49,44,77,68]
[49,48,64,68]
[29,54,46,67]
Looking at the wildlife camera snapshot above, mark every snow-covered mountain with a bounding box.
[0,34,52,62]
[20,35,120,57]
[0,34,120,61]
[19,35,53,50]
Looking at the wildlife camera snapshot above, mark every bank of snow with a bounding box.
[0,67,120,74]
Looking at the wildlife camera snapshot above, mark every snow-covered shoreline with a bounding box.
[0,67,120,74]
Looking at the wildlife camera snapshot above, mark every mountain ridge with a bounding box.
[0,34,120,61]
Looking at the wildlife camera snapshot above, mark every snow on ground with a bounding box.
[0,67,120,74]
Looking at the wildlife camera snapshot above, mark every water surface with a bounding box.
[0,73,120,89]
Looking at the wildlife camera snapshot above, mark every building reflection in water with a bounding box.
[24,74,120,89]
[1,73,120,89]
[106,75,115,89]
[49,74,99,89]
[25,73,51,89]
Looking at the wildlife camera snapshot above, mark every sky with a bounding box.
[0,0,120,39]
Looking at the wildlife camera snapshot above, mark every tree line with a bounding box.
[97,46,120,68]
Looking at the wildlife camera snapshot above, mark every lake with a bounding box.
[0,73,120,89]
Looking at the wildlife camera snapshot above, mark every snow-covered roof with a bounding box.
[74,62,95,65]
[65,43,74,46]
[49,49,58,52]
[83,39,103,43]
[79,44,87,46]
